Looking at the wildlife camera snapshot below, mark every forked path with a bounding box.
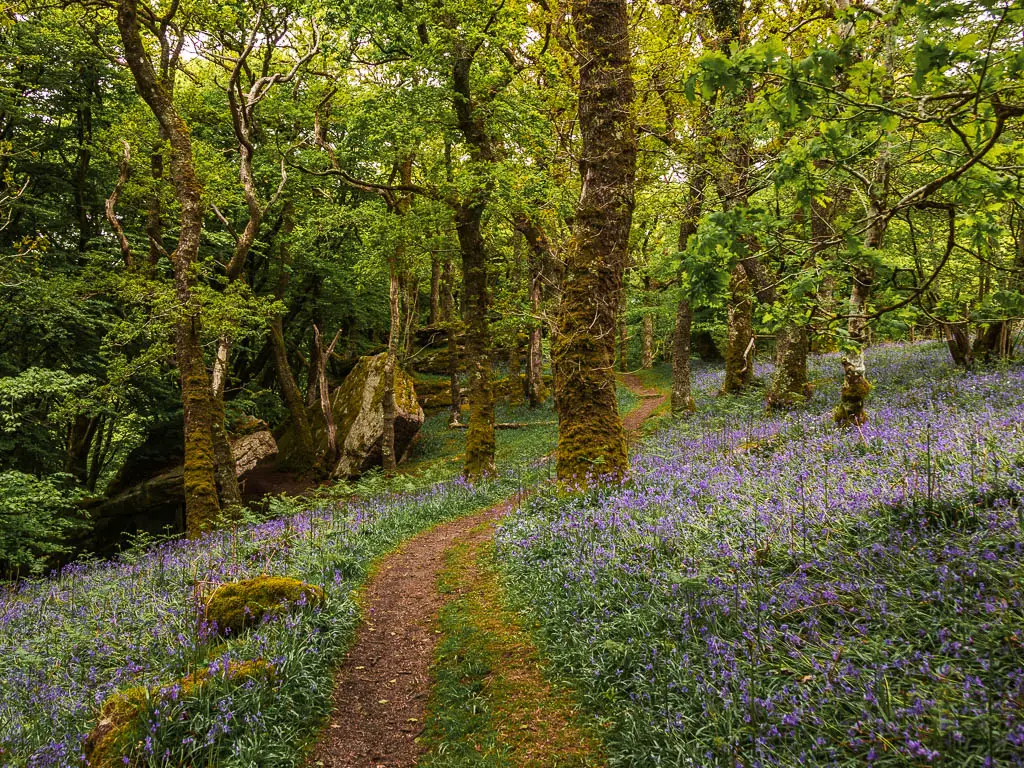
[307,378,665,767]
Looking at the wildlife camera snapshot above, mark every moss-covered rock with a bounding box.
[85,659,274,766]
[277,352,425,477]
[205,575,325,636]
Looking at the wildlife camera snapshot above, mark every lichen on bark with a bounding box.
[554,0,636,483]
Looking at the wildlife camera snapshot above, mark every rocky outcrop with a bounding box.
[83,427,278,553]
[329,353,424,478]
[277,352,425,478]
[231,430,278,476]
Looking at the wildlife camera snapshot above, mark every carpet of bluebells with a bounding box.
[0,473,528,767]
[497,343,1024,767]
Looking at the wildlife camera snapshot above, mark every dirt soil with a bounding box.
[307,378,664,767]
[619,373,667,433]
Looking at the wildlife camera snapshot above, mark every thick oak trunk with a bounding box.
[554,0,636,482]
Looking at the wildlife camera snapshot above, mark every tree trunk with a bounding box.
[210,397,242,510]
[269,202,316,470]
[450,51,497,479]
[516,216,550,407]
[766,325,811,409]
[721,264,755,394]
[641,314,654,369]
[314,325,341,465]
[768,193,826,409]
[672,167,707,412]
[836,244,882,425]
[671,294,695,415]
[944,322,974,368]
[429,253,442,326]
[270,317,315,467]
[176,315,222,535]
[441,256,462,425]
[116,0,221,535]
[382,261,402,476]
[618,311,629,372]
[836,144,889,425]
[455,202,495,479]
[65,414,99,487]
[554,0,636,482]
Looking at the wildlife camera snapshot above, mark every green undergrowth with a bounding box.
[402,382,643,488]
[421,531,606,768]
[2,466,551,766]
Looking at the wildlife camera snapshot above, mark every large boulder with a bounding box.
[82,428,278,553]
[328,353,424,478]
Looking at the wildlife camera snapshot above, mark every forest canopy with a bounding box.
[1,0,1022,572]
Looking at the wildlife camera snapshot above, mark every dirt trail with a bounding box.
[307,377,664,767]
[619,373,667,433]
[306,498,518,768]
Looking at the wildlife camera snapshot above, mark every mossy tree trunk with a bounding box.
[270,317,315,467]
[671,166,707,415]
[313,324,342,463]
[451,51,497,480]
[116,0,221,535]
[671,294,695,415]
[554,0,636,483]
[768,193,827,409]
[382,259,402,476]
[455,201,496,479]
[721,264,755,394]
[176,315,222,536]
[641,312,654,369]
[767,324,812,408]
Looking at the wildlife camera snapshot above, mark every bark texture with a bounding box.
[452,51,497,479]
[766,324,812,409]
[720,264,755,394]
[455,202,496,479]
[115,0,220,535]
[554,0,636,482]
[671,295,695,415]
[516,216,550,407]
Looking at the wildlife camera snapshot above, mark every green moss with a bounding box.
[205,576,325,636]
[834,365,872,427]
[83,686,149,767]
[85,660,275,767]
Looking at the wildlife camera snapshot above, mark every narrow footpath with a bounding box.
[307,378,666,767]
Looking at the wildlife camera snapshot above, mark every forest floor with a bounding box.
[306,376,666,768]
